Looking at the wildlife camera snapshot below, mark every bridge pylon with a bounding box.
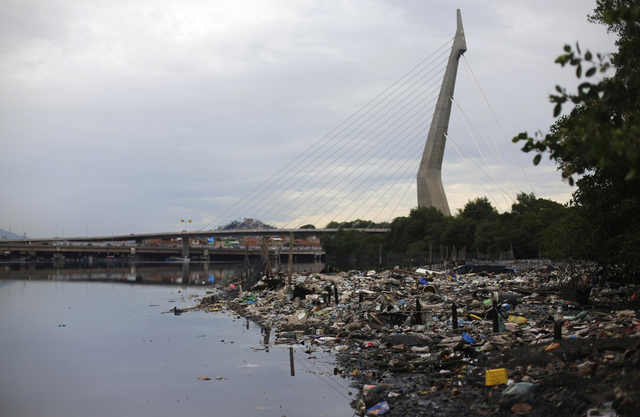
[416,9,467,216]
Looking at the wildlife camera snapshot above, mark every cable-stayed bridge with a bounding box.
[200,9,534,233]
[2,9,535,254]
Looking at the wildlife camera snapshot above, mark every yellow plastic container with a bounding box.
[485,368,508,386]
[507,315,527,325]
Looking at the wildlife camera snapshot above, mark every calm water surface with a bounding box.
[0,265,354,417]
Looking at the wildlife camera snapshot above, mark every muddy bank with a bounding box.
[196,263,640,416]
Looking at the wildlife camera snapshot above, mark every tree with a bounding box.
[513,0,640,280]
[459,197,497,221]
[513,1,639,183]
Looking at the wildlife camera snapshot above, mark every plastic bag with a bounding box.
[366,401,390,415]
[501,382,535,408]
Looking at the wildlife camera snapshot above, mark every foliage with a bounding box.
[385,207,450,255]
[510,0,640,281]
[322,194,567,261]
[325,219,384,229]
[513,0,640,184]
[320,229,383,261]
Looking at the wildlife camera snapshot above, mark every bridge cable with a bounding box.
[461,56,537,195]
[445,133,514,203]
[298,106,436,227]
[460,59,518,199]
[447,137,506,211]
[375,164,419,227]
[238,62,449,226]
[451,96,523,200]
[227,56,449,226]
[277,85,443,227]
[451,99,514,207]
[202,38,454,230]
[283,111,433,228]
[347,133,432,224]
[328,119,434,225]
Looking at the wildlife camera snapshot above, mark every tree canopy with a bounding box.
[513,0,639,183]
[321,194,567,264]
[513,0,640,281]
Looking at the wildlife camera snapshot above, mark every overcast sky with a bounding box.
[0,0,616,238]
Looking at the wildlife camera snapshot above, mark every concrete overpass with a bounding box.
[0,242,325,263]
[0,227,389,244]
[0,227,390,260]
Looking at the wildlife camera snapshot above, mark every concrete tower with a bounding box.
[416,9,467,216]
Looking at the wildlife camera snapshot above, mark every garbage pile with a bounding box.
[197,264,640,416]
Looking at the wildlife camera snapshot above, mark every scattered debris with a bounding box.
[190,261,640,416]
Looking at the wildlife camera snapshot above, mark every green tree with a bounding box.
[513,1,639,183]
[513,0,640,280]
[459,197,497,221]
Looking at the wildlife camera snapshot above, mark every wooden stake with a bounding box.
[288,231,293,286]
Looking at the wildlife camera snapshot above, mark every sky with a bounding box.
[0,0,617,238]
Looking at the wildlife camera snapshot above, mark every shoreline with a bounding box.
[197,265,640,416]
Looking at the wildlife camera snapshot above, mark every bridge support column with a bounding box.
[182,262,190,283]
[53,246,64,261]
[416,9,467,216]
[203,248,209,261]
[182,238,190,259]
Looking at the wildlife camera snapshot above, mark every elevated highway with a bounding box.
[0,228,389,244]
[0,242,324,262]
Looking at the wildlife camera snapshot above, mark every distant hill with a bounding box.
[0,228,28,240]
[219,218,275,230]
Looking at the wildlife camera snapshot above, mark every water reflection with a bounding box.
[260,326,271,353]
[0,261,325,286]
[289,347,296,377]
[0,280,352,417]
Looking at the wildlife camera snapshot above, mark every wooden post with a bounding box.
[554,321,562,340]
[429,244,432,268]
[262,237,273,279]
[243,245,251,281]
[414,298,423,325]
[378,243,382,271]
[288,231,293,286]
[289,347,295,377]
[510,243,514,260]
[452,302,458,329]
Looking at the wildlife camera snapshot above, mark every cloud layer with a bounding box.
[0,0,615,237]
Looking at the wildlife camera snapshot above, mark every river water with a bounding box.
[0,263,354,417]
